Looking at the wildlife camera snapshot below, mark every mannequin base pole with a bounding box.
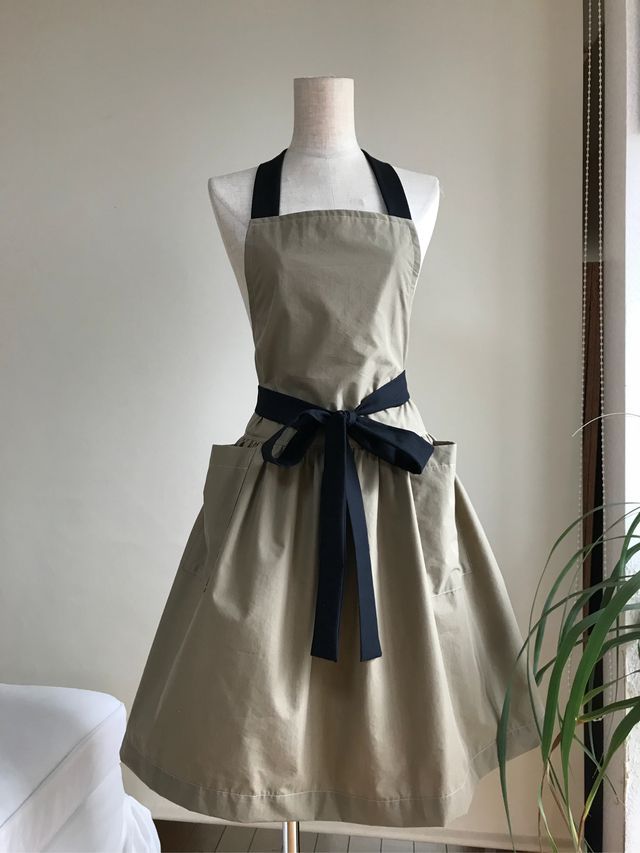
[282,820,299,852]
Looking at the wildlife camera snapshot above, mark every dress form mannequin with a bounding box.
[208,76,442,320]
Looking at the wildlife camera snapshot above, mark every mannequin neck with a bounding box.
[288,77,360,158]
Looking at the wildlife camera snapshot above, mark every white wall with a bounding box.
[0,1,582,847]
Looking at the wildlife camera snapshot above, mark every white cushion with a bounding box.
[0,684,128,853]
[43,764,159,853]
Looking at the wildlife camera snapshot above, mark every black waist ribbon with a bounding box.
[254,371,434,663]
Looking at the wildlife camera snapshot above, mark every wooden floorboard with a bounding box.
[248,828,282,851]
[154,820,503,853]
[216,825,258,852]
[381,837,413,852]
[346,835,382,851]
[312,832,349,852]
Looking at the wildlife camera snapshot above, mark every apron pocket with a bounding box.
[409,438,466,595]
[201,441,261,591]
[176,505,207,579]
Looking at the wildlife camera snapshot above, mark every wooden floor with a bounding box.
[155,821,499,853]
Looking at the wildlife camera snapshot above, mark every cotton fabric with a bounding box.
[120,150,542,827]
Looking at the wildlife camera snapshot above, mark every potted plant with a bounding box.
[498,499,640,852]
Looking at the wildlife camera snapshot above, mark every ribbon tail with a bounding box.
[310,415,348,662]
[261,413,323,466]
[350,417,434,473]
[261,425,289,462]
[344,444,382,662]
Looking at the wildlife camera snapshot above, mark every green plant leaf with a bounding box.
[582,668,640,705]
[577,696,638,723]
[580,704,640,843]
[559,540,640,812]
[530,504,638,675]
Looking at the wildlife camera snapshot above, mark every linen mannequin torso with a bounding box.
[208,76,442,318]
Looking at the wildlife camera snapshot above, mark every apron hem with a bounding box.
[119,722,540,827]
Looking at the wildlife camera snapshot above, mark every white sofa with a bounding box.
[0,684,160,853]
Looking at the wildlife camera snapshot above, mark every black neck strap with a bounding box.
[250,147,412,220]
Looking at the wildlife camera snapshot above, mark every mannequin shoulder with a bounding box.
[207,163,256,226]
[394,164,443,222]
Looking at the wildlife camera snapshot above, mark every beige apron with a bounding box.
[120,148,542,827]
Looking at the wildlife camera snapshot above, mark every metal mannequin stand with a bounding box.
[282,820,299,852]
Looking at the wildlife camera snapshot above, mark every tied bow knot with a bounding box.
[337,409,358,426]
[255,371,434,663]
